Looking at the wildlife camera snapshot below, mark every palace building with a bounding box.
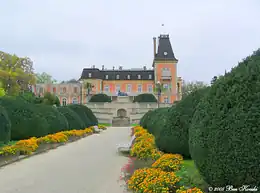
[79,33,182,104]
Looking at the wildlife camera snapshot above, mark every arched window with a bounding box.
[72,97,78,104]
[62,98,67,106]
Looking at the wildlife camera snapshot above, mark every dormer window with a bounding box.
[116,74,119,79]
[127,75,130,79]
[88,73,92,77]
[149,74,152,79]
[137,74,141,79]
[105,75,108,79]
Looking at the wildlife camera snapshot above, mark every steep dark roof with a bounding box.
[80,68,155,80]
[154,34,178,61]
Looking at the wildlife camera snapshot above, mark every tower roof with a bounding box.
[154,34,178,61]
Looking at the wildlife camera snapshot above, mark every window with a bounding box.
[104,85,110,92]
[52,87,56,93]
[105,75,108,79]
[62,98,67,106]
[74,87,78,93]
[127,75,130,79]
[137,84,142,92]
[148,74,152,79]
[137,74,141,79]
[164,96,169,103]
[126,84,132,92]
[39,87,44,93]
[88,73,92,77]
[116,85,121,92]
[163,83,169,89]
[72,97,78,104]
[116,74,119,79]
[63,87,66,93]
[148,85,153,92]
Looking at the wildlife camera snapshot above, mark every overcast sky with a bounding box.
[1,0,260,83]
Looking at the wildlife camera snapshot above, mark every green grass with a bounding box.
[131,123,139,126]
[99,123,112,126]
[176,160,208,191]
[0,140,17,148]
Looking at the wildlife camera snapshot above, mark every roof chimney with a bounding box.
[102,65,104,70]
[93,65,95,68]
[119,66,122,70]
[153,37,157,57]
[143,66,147,70]
[112,66,115,70]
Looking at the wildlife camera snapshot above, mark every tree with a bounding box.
[0,51,36,95]
[83,80,94,101]
[181,80,208,98]
[36,72,57,84]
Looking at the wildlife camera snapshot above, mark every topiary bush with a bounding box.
[0,106,11,144]
[35,104,69,134]
[139,110,154,129]
[67,104,92,127]
[0,96,49,140]
[189,49,260,187]
[81,105,98,125]
[89,93,112,102]
[155,88,209,158]
[57,106,85,130]
[133,93,157,103]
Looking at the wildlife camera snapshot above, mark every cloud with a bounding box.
[0,0,260,82]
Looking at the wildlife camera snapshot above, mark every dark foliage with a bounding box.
[89,93,112,102]
[189,49,260,187]
[0,106,11,143]
[67,104,94,127]
[133,93,157,103]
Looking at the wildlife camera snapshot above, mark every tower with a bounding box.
[153,34,178,103]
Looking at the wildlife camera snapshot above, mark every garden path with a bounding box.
[0,127,130,193]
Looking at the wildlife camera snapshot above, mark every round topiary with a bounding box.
[57,106,85,130]
[67,104,92,127]
[133,93,157,103]
[81,105,98,125]
[189,49,260,187]
[155,88,208,158]
[139,110,153,129]
[35,104,69,133]
[89,93,112,102]
[0,96,49,140]
[0,106,11,143]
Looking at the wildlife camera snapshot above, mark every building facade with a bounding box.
[80,33,182,103]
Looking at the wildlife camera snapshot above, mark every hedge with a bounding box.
[133,93,157,103]
[80,105,98,125]
[0,106,11,143]
[67,104,93,128]
[0,96,49,140]
[189,49,260,187]
[89,93,112,102]
[57,106,85,130]
[155,88,208,158]
[35,104,69,133]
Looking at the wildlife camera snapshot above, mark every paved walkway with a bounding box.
[0,127,131,193]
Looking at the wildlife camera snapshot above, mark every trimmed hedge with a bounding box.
[89,93,112,102]
[67,104,93,128]
[133,93,157,103]
[0,97,49,140]
[189,49,260,187]
[35,104,69,133]
[0,106,11,143]
[80,105,98,125]
[155,88,208,158]
[57,106,85,130]
[140,108,170,136]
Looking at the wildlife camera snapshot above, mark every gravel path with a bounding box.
[0,127,131,193]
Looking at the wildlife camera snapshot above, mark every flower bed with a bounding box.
[0,126,97,167]
[119,126,204,193]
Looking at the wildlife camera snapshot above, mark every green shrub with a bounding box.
[89,93,111,102]
[82,105,98,125]
[67,104,92,127]
[0,96,49,140]
[0,106,11,144]
[140,108,170,137]
[133,93,157,103]
[57,106,85,130]
[189,49,260,187]
[35,104,69,133]
[155,88,208,158]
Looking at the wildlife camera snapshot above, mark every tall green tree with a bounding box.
[181,80,208,98]
[36,72,57,84]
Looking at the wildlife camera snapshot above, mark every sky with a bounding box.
[1,0,260,83]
